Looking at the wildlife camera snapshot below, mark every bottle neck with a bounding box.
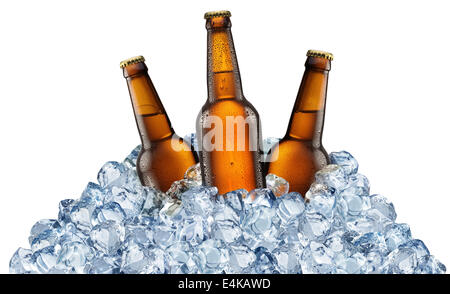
[206,17,244,102]
[286,57,331,141]
[123,63,174,147]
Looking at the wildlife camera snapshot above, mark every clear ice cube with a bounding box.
[266,173,289,197]
[9,248,38,274]
[88,221,125,256]
[276,192,305,225]
[329,151,359,175]
[97,161,126,188]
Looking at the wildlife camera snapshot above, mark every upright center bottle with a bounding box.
[196,11,264,194]
[121,56,198,192]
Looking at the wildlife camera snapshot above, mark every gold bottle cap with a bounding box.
[306,50,334,61]
[204,10,231,19]
[120,55,145,69]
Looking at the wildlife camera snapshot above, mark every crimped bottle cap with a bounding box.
[120,55,145,69]
[204,10,231,19]
[306,50,334,61]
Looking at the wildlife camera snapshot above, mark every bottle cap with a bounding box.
[306,50,334,61]
[204,10,231,19]
[120,55,145,69]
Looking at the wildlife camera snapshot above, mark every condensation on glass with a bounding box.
[121,56,198,192]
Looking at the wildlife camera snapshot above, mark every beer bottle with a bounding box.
[196,11,265,194]
[121,56,198,192]
[267,50,333,197]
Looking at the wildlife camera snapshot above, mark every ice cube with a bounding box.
[345,214,379,236]
[124,224,153,248]
[92,202,126,226]
[306,183,335,218]
[123,145,141,169]
[104,186,146,220]
[367,194,397,225]
[86,256,120,274]
[384,223,412,252]
[29,219,61,245]
[329,151,358,175]
[88,221,125,256]
[141,187,164,216]
[227,244,256,273]
[32,246,59,273]
[353,232,388,256]
[30,229,60,252]
[399,239,430,260]
[415,255,446,274]
[276,192,305,225]
[211,220,242,244]
[58,199,76,224]
[56,241,94,273]
[184,163,202,184]
[181,186,217,216]
[324,231,345,253]
[165,241,197,274]
[194,239,229,274]
[167,179,200,200]
[262,137,280,157]
[144,246,166,274]
[266,173,289,197]
[176,215,209,246]
[253,247,278,274]
[9,248,38,274]
[315,164,348,193]
[242,206,276,236]
[120,242,151,274]
[159,198,186,226]
[81,182,104,206]
[383,247,418,274]
[341,252,366,274]
[69,198,96,234]
[97,161,126,188]
[299,212,331,241]
[345,173,370,196]
[213,202,240,224]
[300,241,336,274]
[152,224,176,249]
[223,189,247,215]
[272,244,301,274]
[244,188,276,209]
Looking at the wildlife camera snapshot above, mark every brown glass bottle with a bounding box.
[121,56,198,192]
[196,11,264,194]
[267,50,333,197]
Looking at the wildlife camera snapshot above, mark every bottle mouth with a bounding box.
[205,16,231,29]
[122,62,148,78]
[305,57,332,71]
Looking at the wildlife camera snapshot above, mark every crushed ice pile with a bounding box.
[10,137,446,274]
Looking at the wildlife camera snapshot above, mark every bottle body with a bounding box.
[122,57,198,192]
[267,51,332,197]
[137,134,197,190]
[196,12,264,194]
[197,98,264,194]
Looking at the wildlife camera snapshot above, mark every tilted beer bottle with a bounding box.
[196,11,265,194]
[267,50,333,197]
[121,56,198,192]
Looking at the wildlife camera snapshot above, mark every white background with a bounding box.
[0,0,449,274]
